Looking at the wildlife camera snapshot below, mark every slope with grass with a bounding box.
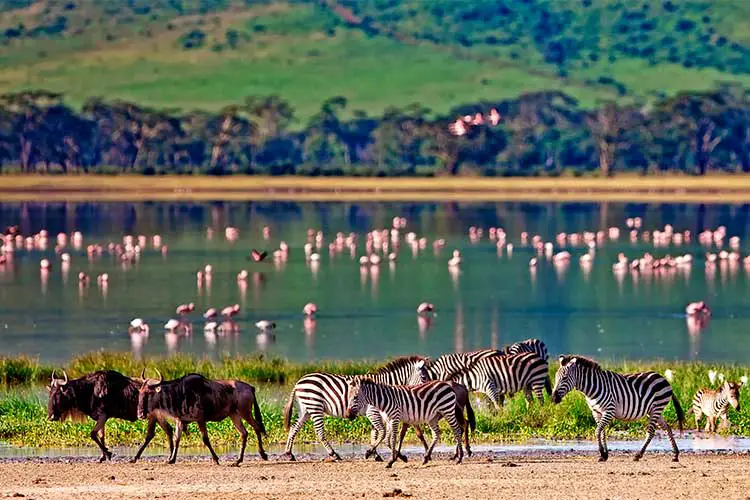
[0,0,749,121]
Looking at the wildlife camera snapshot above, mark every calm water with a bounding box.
[1,201,750,364]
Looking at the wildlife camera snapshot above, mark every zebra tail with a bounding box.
[465,398,476,433]
[672,393,685,434]
[252,391,268,437]
[544,376,552,396]
[283,388,296,432]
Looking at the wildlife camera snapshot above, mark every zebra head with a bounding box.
[344,378,364,420]
[551,355,579,404]
[722,381,742,411]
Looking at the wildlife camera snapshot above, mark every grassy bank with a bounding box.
[1,352,750,448]
[3,174,750,203]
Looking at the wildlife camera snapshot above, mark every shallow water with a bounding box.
[1,201,750,364]
[2,435,749,460]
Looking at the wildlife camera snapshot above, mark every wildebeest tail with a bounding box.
[455,401,466,431]
[283,388,296,432]
[253,392,267,437]
[465,398,476,433]
[672,393,685,434]
[545,376,552,395]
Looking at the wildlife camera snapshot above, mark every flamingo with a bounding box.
[204,308,217,320]
[40,258,50,270]
[164,319,181,333]
[221,304,240,319]
[78,272,90,285]
[303,303,317,317]
[416,302,434,315]
[686,301,711,317]
[129,318,150,335]
[176,302,195,315]
[255,320,276,331]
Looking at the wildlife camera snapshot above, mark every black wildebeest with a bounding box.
[47,369,174,463]
[137,370,268,465]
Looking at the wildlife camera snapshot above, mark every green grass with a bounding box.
[1,352,750,448]
[0,1,748,120]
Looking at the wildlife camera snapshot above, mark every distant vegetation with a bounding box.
[0,85,749,176]
[1,351,749,446]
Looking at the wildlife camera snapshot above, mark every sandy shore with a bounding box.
[1,452,749,499]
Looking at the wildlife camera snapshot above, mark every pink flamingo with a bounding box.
[176,302,195,316]
[221,304,240,319]
[686,301,711,317]
[203,308,218,320]
[303,303,318,317]
[416,302,435,315]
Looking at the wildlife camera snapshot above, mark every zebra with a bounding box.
[551,355,685,462]
[687,381,742,433]
[422,352,550,410]
[500,338,549,361]
[344,378,465,468]
[282,356,426,462]
[419,349,502,381]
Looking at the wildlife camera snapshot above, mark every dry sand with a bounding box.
[1,451,749,500]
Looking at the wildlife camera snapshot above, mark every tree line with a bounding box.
[0,85,749,176]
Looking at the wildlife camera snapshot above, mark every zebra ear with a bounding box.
[415,359,425,369]
[558,355,567,366]
[570,357,578,364]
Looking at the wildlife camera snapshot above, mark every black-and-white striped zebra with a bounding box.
[282,356,426,461]
[419,349,501,381]
[344,378,465,468]
[688,381,742,433]
[501,338,549,361]
[422,352,550,410]
[551,355,685,462]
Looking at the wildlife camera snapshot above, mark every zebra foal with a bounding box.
[688,381,742,433]
[282,356,426,462]
[345,378,465,468]
[551,355,685,462]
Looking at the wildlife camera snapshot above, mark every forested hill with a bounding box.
[0,0,749,118]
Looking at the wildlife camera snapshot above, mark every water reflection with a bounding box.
[2,200,750,364]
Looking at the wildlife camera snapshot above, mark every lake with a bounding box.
[1,200,750,365]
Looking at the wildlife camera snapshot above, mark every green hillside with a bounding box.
[0,0,749,120]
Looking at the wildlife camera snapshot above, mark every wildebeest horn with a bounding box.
[61,370,68,385]
[140,368,146,380]
[51,369,58,385]
[156,368,163,384]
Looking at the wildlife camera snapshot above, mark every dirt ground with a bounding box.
[1,452,749,500]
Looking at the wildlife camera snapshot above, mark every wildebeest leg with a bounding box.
[197,420,220,465]
[90,417,111,462]
[239,407,268,461]
[131,418,158,463]
[411,424,429,453]
[229,415,248,467]
[169,421,184,464]
[393,422,409,463]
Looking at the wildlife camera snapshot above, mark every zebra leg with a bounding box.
[365,410,385,461]
[310,413,342,461]
[634,414,658,461]
[692,406,702,432]
[594,412,610,462]
[719,414,730,432]
[707,416,715,433]
[533,383,545,405]
[423,418,441,465]
[386,419,401,469]
[395,423,410,463]
[657,416,679,462]
[412,424,430,453]
[445,411,464,464]
[284,410,309,461]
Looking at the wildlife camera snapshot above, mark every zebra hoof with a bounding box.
[259,452,269,461]
[598,455,608,462]
[633,455,642,462]
[385,462,395,469]
[364,449,375,460]
[283,452,296,462]
[398,453,408,463]
[672,457,679,463]
[374,455,384,463]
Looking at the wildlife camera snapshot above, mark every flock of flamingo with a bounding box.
[0,212,742,357]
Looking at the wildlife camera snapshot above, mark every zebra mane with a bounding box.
[560,355,601,371]
[374,355,428,374]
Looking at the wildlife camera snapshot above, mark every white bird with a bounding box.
[664,369,674,382]
[129,318,150,335]
[255,320,276,331]
[708,369,717,385]
[741,375,748,385]
[164,319,181,333]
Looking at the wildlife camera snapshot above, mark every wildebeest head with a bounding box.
[137,368,163,419]
[47,370,75,421]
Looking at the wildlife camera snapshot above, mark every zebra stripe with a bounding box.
[345,378,464,468]
[282,356,425,461]
[425,352,549,410]
[420,349,501,381]
[551,355,685,462]
[501,338,549,361]
[688,381,742,433]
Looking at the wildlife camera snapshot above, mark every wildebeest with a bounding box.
[47,369,174,463]
[137,370,268,465]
